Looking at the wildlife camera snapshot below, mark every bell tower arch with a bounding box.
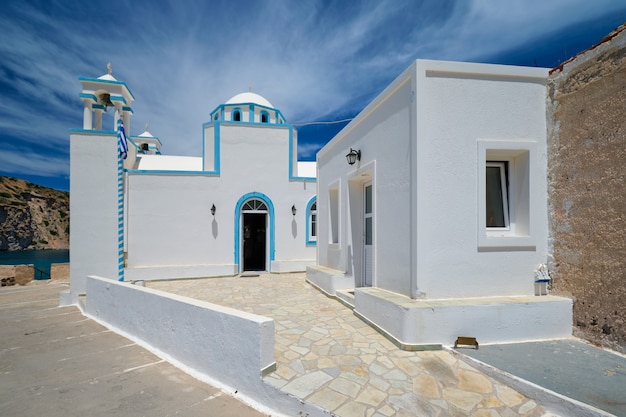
[79,63,134,133]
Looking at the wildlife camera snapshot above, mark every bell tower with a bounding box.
[61,64,135,306]
[79,63,134,134]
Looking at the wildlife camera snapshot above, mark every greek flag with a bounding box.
[117,118,128,160]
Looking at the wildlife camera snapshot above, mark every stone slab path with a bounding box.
[463,340,626,417]
[150,273,552,417]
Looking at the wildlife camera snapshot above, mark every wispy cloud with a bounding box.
[0,144,68,177]
[1,0,625,189]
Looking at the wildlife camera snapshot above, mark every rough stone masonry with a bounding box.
[547,23,626,353]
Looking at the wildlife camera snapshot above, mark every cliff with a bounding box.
[0,176,69,251]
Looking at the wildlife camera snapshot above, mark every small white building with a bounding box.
[64,67,317,304]
[307,60,572,347]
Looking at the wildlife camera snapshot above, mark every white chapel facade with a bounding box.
[64,67,317,304]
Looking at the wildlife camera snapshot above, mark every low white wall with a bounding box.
[83,275,327,417]
[124,264,238,280]
[355,288,572,346]
[85,276,274,390]
[270,259,316,273]
[306,265,353,296]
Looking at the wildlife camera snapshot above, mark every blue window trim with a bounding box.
[234,192,275,272]
[125,169,218,176]
[69,128,117,135]
[129,135,163,148]
[232,108,242,122]
[306,195,317,246]
[260,110,270,123]
[288,128,316,182]
[200,120,313,182]
[201,121,221,175]
[209,103,287,125]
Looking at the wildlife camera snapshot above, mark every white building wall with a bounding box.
[126,175,232,271]
[414,61,549,298]
[125,122,316,279]
[317,66,415,295]
[316,60,550,299]
[203,124,216,171]
[219,124,290,183]
[313,59,571,346]
[66,133,121,302]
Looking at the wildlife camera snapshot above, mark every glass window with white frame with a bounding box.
[309,201,317,242]
[478,140,534,250]
[486,161,509,229]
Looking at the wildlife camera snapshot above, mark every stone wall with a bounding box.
[50,263,69,281]
[547,24,626,353]
[0,264,34,286]
[0,265,14,278]
[0,263,69,286]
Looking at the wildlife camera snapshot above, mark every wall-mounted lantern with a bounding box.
[211,204,216,216]
[346,148,361,165]
[292,205,297,216]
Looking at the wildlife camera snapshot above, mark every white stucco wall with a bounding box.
[414,61,549,298]
[135,155,202,171]
[316,59,550,300]
[125,174,233,275]
[316,65,414,294]
[85,276,275,389]
[66,132,121,302]
[297,161,316,178]
[125,122,316,279]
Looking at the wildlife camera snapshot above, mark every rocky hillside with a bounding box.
[0,176,69,251]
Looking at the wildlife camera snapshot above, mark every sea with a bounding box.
[0,249,69,280]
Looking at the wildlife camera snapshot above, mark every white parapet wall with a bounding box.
[83,275,327,417]
[270,259,316,274]
[355,288,573,348]
[305,265,353,296]
[84,275,275,389]
[124,264,238,280]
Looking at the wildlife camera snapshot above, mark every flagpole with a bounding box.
[117,117,128,282]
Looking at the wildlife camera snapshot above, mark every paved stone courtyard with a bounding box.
[150,273,551,417]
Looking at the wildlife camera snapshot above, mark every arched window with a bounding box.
[260,111,269,123]
[233,108,242,122]
[242,199,268,211]
[306,197,317,245]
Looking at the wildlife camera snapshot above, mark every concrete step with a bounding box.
[335,289,355,309]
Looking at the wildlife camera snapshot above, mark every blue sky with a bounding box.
[1,0,625,191]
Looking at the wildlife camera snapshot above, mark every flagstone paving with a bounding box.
[150,273,552,417]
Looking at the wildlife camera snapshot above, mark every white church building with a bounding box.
[64,66,317,303]
[307,60,572,348]
[64,61,572,348]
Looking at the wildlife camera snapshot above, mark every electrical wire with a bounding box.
[292,118,353,127]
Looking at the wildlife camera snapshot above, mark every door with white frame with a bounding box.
[241,199,268,272]
[363,182,373,287]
